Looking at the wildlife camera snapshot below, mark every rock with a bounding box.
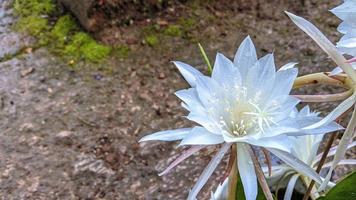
[20,67,34,77]
[54,130,74,145]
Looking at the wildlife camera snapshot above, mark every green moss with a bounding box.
[163,25,182,37]
[64,32,112,62]
[145,35,159,46]
[15,15,49,36]
[13,0,113,63]
[115,45,131,58]
[14,0,55,16]
[51,15,77,44]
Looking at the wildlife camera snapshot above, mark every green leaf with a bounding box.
[198,43,213,75]
[317,171,356,200]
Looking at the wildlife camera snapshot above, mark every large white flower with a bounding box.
[331,0,356,57]
[139,36,342,200]
[330,0,356,74]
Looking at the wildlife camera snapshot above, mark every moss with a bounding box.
[64,32,112,62]
[145,35,159,46]
[14,0,55,17]
[115,45,131,58]
[13,0,113,63]
[15,15,49,36]
[163,25,183,37]
[51,15,77,44]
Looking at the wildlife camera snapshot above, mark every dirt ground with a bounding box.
[0,0,354,199]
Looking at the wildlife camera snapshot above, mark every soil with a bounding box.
[0,0,354,199]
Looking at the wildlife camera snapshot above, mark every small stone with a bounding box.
[19,123,35,132]
[20,67,34,77]
[55,131,74,145]
[158,72,165,79]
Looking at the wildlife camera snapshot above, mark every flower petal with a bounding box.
[314,140,356,165]
[279,62,298,71]
[303,93,355,130]
[233,36,258,78]
[139,128,192,142]
[285,11,356,81]
[188,143,231,200]
[179,127,224,146]
[319,107,356,191]
[212,53,242,87]
[159,145,206,176]
[268,148,322,184]
[284,174,300,200]
[173,61,203,87]
[322,159,356,168]
[237,144,258,200]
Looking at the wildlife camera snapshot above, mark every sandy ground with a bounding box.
[0,0,354,199]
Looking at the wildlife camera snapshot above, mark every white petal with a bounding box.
[211,178,229,200]
[246,135,292,152]
[322,159,356,168]
[179,127,224,146]
[285,12,356,81]
[188,143,231,200]
[237,144,258,200]
[233,36,258,78]
[186,113,221,134]
[246,54,275,96]
[288,116,343,136]
[212,53,242,87]
[314,140,356,165]
[271,68,298,97]
[159,145,205,176]
[175,88,204,113]
[139,128,192,142]
[319,107,356,191]
[330,66,343,76]
[299,105,311,116]
[173,61,203,87]
[279,62,298,71]
[268,148,322,184]
[303,93,355,130]
[284,174,300,200]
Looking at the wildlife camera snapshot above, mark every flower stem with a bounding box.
[293,73,350,89]
[198,43,213,74]
[293,89,353,102]
[247,145,274,200]
[228,144,237,200]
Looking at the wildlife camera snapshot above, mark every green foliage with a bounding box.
[12,0,113,63]
[145,35,159,46]
[64,32,112,62]
[318,171,356,200]
[14,0,55,16]
[163,25,183,37]
[51,15,77,44]
[15,15,49,36]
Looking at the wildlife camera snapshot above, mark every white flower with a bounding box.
[330,0,356,74]
[139,36,342,200]
[331,0,356,57]
[263,107,356,200]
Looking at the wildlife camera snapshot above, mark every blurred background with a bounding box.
[0,0,353,199]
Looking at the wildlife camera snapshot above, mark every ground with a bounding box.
[0,0,355,199]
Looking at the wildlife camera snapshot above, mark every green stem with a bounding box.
[198,43,213,74]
